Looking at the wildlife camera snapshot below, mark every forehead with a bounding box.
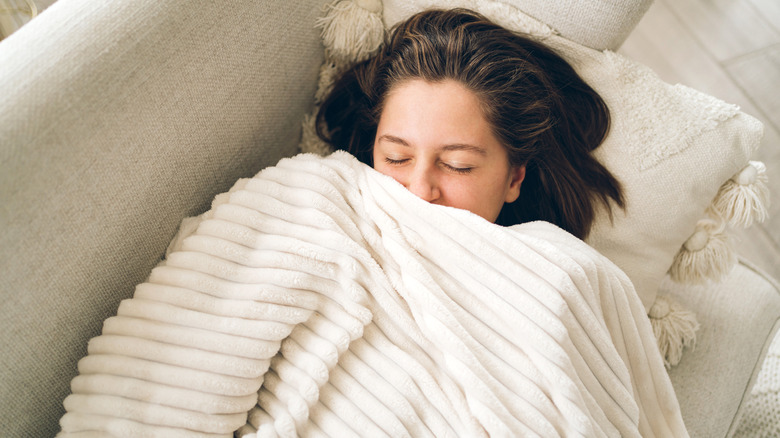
[383,79,484,115]
[378,79,501,151]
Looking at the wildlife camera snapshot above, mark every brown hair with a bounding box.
[317,8,623,238]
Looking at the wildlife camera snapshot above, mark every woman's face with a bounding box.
[373,79,525,223]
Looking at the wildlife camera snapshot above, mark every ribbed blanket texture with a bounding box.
[58,152,687,437]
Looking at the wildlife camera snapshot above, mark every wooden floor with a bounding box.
[619,0,780,281]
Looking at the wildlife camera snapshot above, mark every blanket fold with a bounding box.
[58,152,687,437]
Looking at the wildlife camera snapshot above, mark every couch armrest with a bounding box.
[665,259,780,438]
[0,0,329,436]
[383,0,654,51]
[505,0,654,50]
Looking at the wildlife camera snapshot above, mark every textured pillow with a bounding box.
[304,0,768,366]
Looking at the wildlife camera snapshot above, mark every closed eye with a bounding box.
[443,163,473,174]
[384,157,409,165]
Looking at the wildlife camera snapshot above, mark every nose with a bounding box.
[406,165,441,203]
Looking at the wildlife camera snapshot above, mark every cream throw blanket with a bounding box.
[58,152,687,437]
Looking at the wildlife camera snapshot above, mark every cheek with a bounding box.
[443,176,509,220]
[372,151,387,173]
[438,179,481,207]
[372,160,392,176]
[372,150,389,172]
[373,160,405,184]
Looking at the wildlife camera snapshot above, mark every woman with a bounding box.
[317,8,624,239]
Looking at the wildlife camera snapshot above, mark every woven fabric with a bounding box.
[664,261,780,438]
[500,0,653,50]
[734,332,780,437]
[0,0,329,436]
[382,0,653,50]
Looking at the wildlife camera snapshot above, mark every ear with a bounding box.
[504,165,526,203]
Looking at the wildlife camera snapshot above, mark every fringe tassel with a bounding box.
[649,295,700,368]
[668,219,736,284]
[299,112,334,156]
[299,0,384,156]
[710,161,770,228]
[299,57,346,156]
[314,59,346,105]
[317,0,385,63]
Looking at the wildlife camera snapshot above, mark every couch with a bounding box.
[1,0,778,436]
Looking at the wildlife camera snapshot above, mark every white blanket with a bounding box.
[58,152,688,437]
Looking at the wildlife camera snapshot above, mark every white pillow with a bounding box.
[547,33,765,303]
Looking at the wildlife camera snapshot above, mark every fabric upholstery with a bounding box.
[0,0,329,436]
[508,0,654,50]
[665,261,780,438]
[382,0,653,50]
[734,330,780,437]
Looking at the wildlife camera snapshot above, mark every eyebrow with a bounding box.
[377,134,488,156]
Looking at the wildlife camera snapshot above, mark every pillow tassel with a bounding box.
[300,0,384,156]
[314,60,346,105]
[668,219,736,284]
[710,161,770,228]
[649,295,700,368]
[300,112,334,156]
[317,0,385,63]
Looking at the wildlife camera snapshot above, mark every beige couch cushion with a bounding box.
[665,261,780,437]
[381,0,653,50]
[0,0,329,436]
